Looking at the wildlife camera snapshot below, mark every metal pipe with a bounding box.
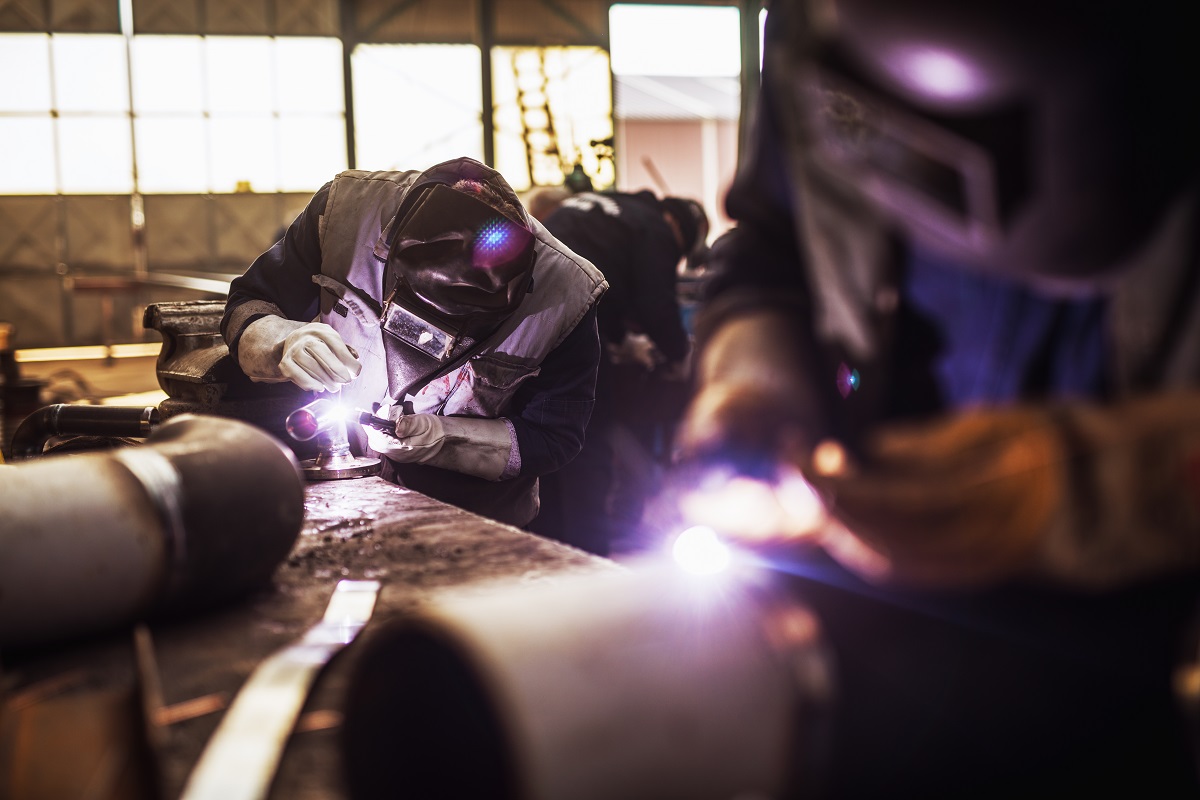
[341,561,833,800]
[10,403,161,460]
[0,414,305,648]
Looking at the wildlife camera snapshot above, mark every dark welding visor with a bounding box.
[388,183,536,322]
[776,0,1200,281]
[798,67,1013,258]
[392,183,533,267]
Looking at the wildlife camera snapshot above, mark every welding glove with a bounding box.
[679,311,1200,589]
[800,407,1066,589]
[237,317,361,393]
[762,394,1200,591]
[364,414,513,481]
[676,310,824,475]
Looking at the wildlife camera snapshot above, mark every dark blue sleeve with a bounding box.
[629,217,691,363]
[220,182,331,361]
[506,304,601,476]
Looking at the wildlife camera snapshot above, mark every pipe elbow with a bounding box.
[9,404,62,460]
[10,403,161,460]
[0,414,305,647]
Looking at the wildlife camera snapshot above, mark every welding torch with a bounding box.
[284,400,401,441]
[357,411,399,437]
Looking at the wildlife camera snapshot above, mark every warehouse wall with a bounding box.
[0,193,311,347]
[0,0,756,348]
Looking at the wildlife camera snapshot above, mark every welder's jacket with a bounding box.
[314,167,605,421]
[223,159,607,526]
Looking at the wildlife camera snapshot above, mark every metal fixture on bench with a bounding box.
[285,397,381,480]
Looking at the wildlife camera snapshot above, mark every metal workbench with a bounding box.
[1,478,613,800]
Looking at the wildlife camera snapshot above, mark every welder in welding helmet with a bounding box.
[675,0,1200,589]
[223,157,607,526]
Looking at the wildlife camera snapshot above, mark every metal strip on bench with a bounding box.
[179,580,381,800]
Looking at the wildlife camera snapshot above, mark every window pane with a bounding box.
[210,116,276,192]
[0,118,57,193]
[277,37,344,114]
[351,44,483,171]
[492,46,613,190]
[0,34,52,111]
[58,116,134,193]
[609,5,741,77]
[206,37,273,113]
[135,117,208,193]
[131,36,204,113]
[278,116,347,192]
[52,34,130,112]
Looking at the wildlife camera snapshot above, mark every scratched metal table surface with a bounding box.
[1,478,614,800]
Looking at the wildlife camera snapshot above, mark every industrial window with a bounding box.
[132,35,345,193]
[607,4,745,235]
[0,33,132,194]
[492,46,613,192]
[609,5,742,77]
[351,43,614,193]
[0,31,346,195]
[351,44,484,173]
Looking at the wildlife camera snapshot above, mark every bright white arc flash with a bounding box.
[672,526,732,576]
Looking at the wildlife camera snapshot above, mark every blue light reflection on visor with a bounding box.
[472,217,529,268]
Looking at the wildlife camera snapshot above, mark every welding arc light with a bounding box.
[285,398,349,442]
[672,526,732,576]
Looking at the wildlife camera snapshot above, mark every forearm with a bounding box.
[509,398,594,476]
[1033,391,1200,588]
[221,299,287,364]
[632,233,690,363]
[508,308,601,476]
[221,182,331,360]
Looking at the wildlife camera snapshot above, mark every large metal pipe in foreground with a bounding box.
[0,414,305,647]
[341,562,833,800]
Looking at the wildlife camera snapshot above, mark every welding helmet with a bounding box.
[773,0,1200,282]
[382,181,536,360]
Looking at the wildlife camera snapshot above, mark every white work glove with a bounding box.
[363,414,513,481]
[237,317,361,393]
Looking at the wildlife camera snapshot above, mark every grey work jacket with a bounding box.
[313,166,607,525]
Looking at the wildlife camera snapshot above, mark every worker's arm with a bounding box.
[221,182,331,363]
[220,183,362,391]
[680,391,1200,591]
[506,305,602,476]
[803,393,1200,590]
[628,220,691,365]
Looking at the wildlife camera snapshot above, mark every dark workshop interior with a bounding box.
[3,1,1200,798]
